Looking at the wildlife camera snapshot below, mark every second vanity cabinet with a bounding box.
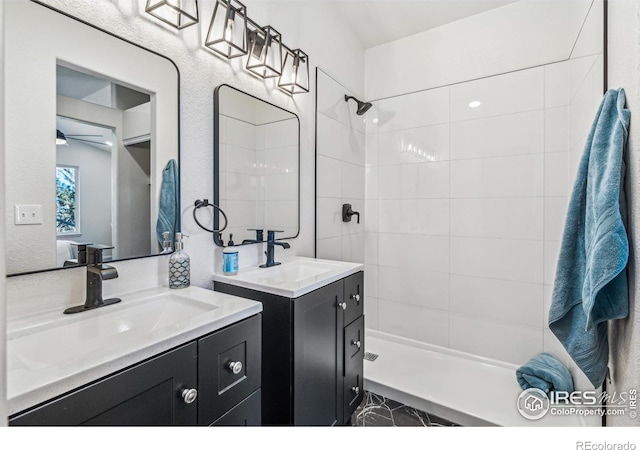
[214,271,365,426]
[9,314,261,426]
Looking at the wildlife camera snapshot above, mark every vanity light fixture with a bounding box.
[56,129,67,145]
[205,0,248,59]
[246,23,283,79]
[145,0,199,30]
[278,48,309,95]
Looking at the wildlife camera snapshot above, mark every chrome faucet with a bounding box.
[64,245,121,314]
[260,230,290,268]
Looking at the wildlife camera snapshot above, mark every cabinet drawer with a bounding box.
[198,314,262,425]
[343,272,364,325]
[344,314,365,373]
[209,389,261,426]
[343,315,364,420]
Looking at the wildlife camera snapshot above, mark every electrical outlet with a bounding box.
[15,204,43,225]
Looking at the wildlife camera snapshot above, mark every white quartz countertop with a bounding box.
[6,286,262,416]
[212,256,364,298]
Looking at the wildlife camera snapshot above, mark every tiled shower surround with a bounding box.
[317,1,604,393]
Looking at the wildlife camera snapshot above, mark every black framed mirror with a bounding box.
[213,84,300,247]
[4,1,180,276]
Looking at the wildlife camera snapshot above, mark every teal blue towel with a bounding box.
[548,88,630,388]
[516,353,574,393]
[156,159,179,248]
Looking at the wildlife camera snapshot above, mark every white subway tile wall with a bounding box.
[316,2,603,392]
[355,58,602,387]
[316,70,366,264]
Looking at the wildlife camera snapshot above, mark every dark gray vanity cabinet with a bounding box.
[9,314,261,426]
[214,271,364,426]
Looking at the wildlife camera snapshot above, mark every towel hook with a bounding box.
[193,199,228,233]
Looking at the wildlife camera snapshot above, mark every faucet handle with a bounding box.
[87,245,114,265]
[68,242,94,265]
[266,230,285,240]
[248,228,264,241]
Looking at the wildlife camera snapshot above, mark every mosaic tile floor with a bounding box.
[352,391,460,427]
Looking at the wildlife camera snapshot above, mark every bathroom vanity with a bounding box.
[7,287,263,426]
[213,257,365,426]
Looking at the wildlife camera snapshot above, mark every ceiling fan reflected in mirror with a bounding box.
[56,129,111,146]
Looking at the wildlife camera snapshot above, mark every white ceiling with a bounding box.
[326,0,518,49]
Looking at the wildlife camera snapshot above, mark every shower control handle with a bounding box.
[342,204,360,224]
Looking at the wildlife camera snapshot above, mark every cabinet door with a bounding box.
[210,389,261,426]
[10,343,198,426]
[343,272,364,326]
[343,315,365,420]
[198,314,262,425]
[293,280,344,426]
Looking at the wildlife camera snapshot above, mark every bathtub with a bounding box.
[363,330,601,427]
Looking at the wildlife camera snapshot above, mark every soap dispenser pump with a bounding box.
[160,231,173,254]
[169,232,190,289]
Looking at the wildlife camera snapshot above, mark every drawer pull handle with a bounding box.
[351,386,360,395]
[351,340,361,349]
[228,361,243,374]
[181,388,198,404]
[350,293,361,303]
[338,301,347,310]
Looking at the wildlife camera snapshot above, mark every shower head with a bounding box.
[344,95,373,116]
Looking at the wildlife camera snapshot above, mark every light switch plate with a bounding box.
[15,204,43,225]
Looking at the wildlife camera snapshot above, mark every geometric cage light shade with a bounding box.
[278,48,309,95]
[246,25,283,79]
[145,0,199,30]
[205,0,248,59]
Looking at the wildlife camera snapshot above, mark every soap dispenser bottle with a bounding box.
[169,232,190,289]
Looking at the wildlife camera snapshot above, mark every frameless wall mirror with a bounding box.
[213,85,300,247]
[4,1,180,275]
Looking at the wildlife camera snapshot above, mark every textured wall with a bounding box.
[4,0,364,291]
[607,0,640,427]
[0,0,7,426]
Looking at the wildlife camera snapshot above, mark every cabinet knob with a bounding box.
[181,388,198,404]
[351,340,361,349]
[338,301,347,310]
[350,293,361,303]
[351,386,360,395]
[228,361,243,375]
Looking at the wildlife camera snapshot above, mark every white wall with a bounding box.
[607,0,640,427]
[3,0,364,304]
[4,1,178,273]
[0,0,7,426]
[365,0,592,100]
[358,0,603,392]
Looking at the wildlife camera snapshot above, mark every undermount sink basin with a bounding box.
[7,285,262,416]
[212,256,363,298]
[8,292,216,372]
[245,259,343,285]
